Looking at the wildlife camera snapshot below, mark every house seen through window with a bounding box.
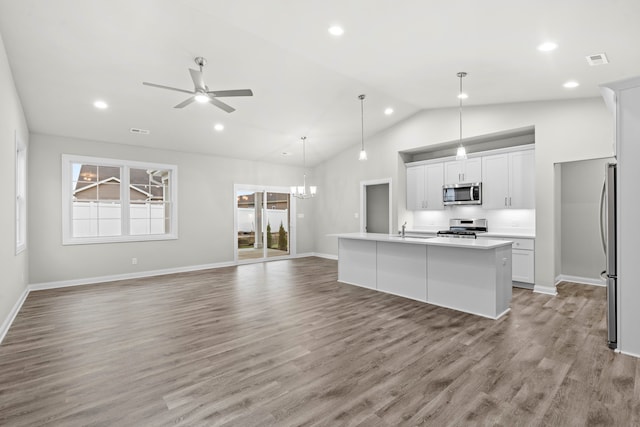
[62,155,177,244]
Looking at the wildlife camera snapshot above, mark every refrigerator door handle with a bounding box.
[599,180,606,255]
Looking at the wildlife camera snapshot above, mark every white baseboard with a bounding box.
[533,284,558,296]
[0,287,29,345]
[312,252,338,260]
[620,349,640,359]
[555,274,606,287]
[28,260,236,291]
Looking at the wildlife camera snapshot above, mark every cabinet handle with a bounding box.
[462,173,465,182]
[509,197,512,206]
[504,197,507,206]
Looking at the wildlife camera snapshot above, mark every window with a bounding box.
[62,155,178,245]
[15,133,26,254]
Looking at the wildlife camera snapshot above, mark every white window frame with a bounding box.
[61,154,178,245]
[15,132,27,254]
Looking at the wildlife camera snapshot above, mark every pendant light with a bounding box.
[456,72,468,160]
[358,94,367,161]
[290,136,317,199]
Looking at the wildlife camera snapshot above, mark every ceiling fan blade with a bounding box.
[189,68,206,91]
[207,89,254,97]
[174,97,196,108]
[143,82,193,95]
[208,97,235,113]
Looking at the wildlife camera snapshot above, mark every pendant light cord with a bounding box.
[359,94,365,151]
[458,73,464,142]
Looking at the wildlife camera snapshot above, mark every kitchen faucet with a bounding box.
[401,222,407,238]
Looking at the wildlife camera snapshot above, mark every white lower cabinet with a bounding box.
[478,236,534,285]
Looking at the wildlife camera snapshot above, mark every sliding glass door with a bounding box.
[235,186,292,262]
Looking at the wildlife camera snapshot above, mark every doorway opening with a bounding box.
[235,185,295,262]
[360,178,392,234]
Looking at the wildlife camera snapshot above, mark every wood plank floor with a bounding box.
[1,257,638,426]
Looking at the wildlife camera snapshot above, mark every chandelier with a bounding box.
[290,136,317,199]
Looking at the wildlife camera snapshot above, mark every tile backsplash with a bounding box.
[412,207,535,233]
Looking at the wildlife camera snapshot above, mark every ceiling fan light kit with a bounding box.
[142,56,253,113]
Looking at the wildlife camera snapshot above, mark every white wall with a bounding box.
[28,134,315,284]
[560,158,612,282]
[313,98,613,293]
[0,31,29,334]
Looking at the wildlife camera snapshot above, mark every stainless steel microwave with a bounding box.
[443,182,482,205]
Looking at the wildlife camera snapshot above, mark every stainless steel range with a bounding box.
[437,218,488,239]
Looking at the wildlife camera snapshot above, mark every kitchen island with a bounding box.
[335,233,513,319]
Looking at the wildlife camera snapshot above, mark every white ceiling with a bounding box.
[1,0,639,166]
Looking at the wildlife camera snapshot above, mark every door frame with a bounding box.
[233,184,297,263]
[360,178,392,234]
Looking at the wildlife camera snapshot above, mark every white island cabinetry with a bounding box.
[336,233,513,319]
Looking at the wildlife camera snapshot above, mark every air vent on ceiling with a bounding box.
[130,128,150,135]
[586,53,609,66]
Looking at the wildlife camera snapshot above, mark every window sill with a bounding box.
[62,233,178,246]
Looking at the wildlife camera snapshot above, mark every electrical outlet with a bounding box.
[132,258,138,265]
[354,213,359,219]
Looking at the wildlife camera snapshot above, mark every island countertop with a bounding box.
[332,232,513,250]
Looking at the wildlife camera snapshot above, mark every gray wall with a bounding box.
[313,98,613,293]
[28,134,316,284]
[560,158,613,281]
[0,31,29,332]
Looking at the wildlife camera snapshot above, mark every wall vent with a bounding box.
[130,128,150,135]
[586,53,609,66]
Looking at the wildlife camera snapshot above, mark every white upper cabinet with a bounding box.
[406,165,426,211]
[482,154,510,209]
[444,157,482,184]
[482,149,535,209]
[425,163,445,210]
[406,163,444,210]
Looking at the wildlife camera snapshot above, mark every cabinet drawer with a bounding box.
[510,238,534,250]
[482,236,534,250]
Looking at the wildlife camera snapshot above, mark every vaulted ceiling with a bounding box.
[1,0,639,166]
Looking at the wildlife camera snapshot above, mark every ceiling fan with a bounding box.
[142,57,253,113]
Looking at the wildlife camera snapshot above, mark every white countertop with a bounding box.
[333,233,513,250]
[405,228,535,239]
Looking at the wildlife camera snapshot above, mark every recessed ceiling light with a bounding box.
[384,107,394,115]
[281,152,292,156]
[563,81,580,88]
[537,41,558,52]
[93,100,108,109]
[214,123,224,131]
[457,93,468,99]
[328,25,344,36]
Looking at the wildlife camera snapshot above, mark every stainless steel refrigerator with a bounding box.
[600,163,617,349]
